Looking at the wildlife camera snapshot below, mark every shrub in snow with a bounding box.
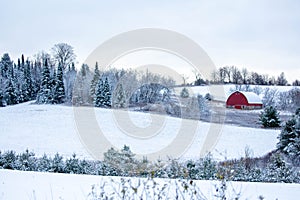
[65,153,81,174]
[186,153,217,180]
[103,145,138,176]
[164,102,181,117]
[180,94,210,119]
[49,153,65,173]
[180,87,189,98]
[205,93,212,101]
[0,150,17,170]
[259,106,281,128]
[164,159,186,179]
[263,153,297,183]
[15,149,37,171]
[1,148,300,184]
[36,154,51,172]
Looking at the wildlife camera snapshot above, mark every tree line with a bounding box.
[209,66,299,86]
[0,43,177,110]
[1,43,299,108]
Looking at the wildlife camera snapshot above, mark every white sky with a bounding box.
[0,0,299,82]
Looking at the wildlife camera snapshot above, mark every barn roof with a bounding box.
[238,91,262,104]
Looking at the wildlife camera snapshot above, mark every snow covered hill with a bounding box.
[0,101,280,160]
[0,98,297,200]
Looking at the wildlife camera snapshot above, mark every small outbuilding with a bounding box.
[226,91,263,109]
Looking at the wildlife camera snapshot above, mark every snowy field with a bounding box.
[0,100,297,200]
[0,101,280,160]
[1,169,300,200]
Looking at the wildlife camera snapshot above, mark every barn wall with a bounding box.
[226,92,248,106]
[226,92,263,110]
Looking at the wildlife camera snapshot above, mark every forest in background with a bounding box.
[0,43,299,110]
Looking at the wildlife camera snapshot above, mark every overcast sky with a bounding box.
[1,0,299,82]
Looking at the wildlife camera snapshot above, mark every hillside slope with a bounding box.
[0,102,279,160]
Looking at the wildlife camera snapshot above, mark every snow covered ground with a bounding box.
[0,100,297,200]
[0,101,279,160]
[1,169,300,200]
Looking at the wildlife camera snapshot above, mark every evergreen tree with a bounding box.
[50,153,65,173]
[113,83,126,108]
[90,62,100,98]
[64,63,77,103]
[65,153,81,174]
[205,93,212,101]
[94,77,111,108]
[7,60,15,80]
[180,87,189,98]
[16,58,32,102]
[277,108,300,156]
[0,53,13,78]
[54,64,65,104]
[17,87,25,103]
[276,72,288,86]
[32,61,42,98]
[197,94,210,116]
[259,106,281,128]
[0,89,5,106]
[103,77,112,107]
[21,54,25,66]
[24,61,33,100]
[94,79,104,107]
[5,79,17,105]
[50,69,57,89]
[37,59,52,103]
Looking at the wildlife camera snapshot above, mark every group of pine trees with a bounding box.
[86,62,175,109]
[0,54,40,106]
[36,59,66,104]
[259,106,300,164]
[0,52,78,107]
[89,63,121,108]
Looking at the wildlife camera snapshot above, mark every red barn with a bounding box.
[226,91,263,109]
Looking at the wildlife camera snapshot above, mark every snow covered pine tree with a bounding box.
[277,108,300,157]
[259,106,281,128]
[94,77,111,108]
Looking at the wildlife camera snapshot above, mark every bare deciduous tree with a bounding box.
[231,66,242,84]
[241,68,248,84]
[34,51,53,67]
[51,43,76,70]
